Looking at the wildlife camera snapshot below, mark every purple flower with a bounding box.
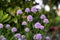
[0,23,3,29]
[27,15,33,22]
[14,33,21,38]
[33,34,42,40]
[40,14,46,19]
[11,27,17,33]
[34,22,44,30]
[39,25,44,30]
[18,38,22,40]
[5,24,10,29]
[1,35,6,40]
[34,22,41,28]
[25,8,30,13]
[31,6,37,13]
[25,27,29,32]
[46,36,50,40]
[43,19,49,24]
[1,37,6,40]
[22,21,27,26]
[17,9,23,15]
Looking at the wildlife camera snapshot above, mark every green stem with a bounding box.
[0,29,2,36]
[10,36,14,40]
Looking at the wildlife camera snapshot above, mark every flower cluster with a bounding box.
[0,0,59,40]
[0,5,50,40]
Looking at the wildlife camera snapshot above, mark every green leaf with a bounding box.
[7,0,11,3]
[1,14,9,22]
[0,10,3,20]
[13,18,18,23]
[3,16,11,23]
[6,7,12,12]
[55,16,60,22]
[26,33,30,40]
